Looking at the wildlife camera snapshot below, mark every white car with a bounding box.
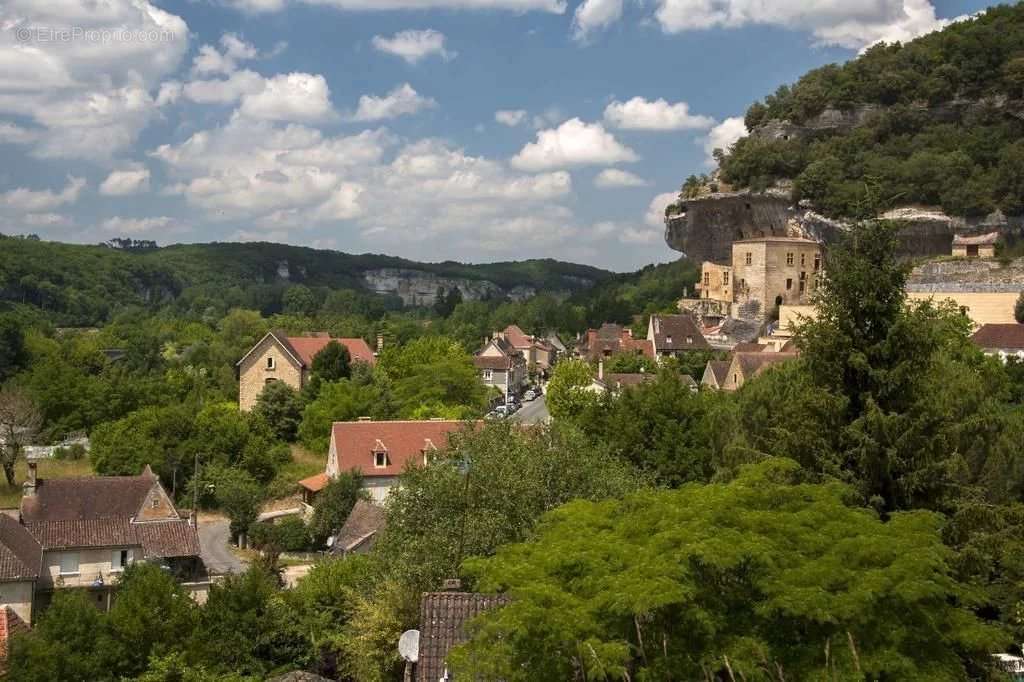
[523,390,537,402]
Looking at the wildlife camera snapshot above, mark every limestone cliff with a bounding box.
[362,268,560,306]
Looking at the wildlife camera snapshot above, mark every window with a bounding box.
[703,272,710,286]
[266,356,275,370]
[151,496,159,509]
[482,369,493,381]
[786,252,794,266]
[685,336,693,344]
[265,378,277,385]
[745,252,752,265]
[814,254,821,271]
[722,272,729,285]
[111,549,131,572]
[786,278,792,290]
[800,253,805,267]
[59,552,79,576]
[666,335,673,345]
[799,280,806,294]
[374,451,388,468]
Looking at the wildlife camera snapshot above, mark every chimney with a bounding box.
[598,359,604,381]
[376,334,384,353]
[23,462,37,497]
[441,578,462,592]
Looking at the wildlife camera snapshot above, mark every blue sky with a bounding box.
[0,0,997,271]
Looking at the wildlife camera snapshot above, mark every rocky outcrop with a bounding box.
[666,192,1024,264]
[362,268,543,306]
[908,257,1024,293]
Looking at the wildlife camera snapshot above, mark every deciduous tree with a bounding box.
[0,388,42,485]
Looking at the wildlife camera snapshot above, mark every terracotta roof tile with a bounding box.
[0,606,28,665]
[298,472,330,493]
[473,355,512,370]
[502,324,532,349]
[417,592,510,682]
[972,324,1024,350]
[0,515,41,581]
[282,334,376,366]
[331,420,480,478]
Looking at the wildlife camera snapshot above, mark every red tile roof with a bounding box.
[972,324,1024,350]
[502,324,532,349]
[581,325,654,361]
[331,420,478,478]
[283,335,376,366]
[0,515,41,582]
[0,606,28,666]
[417,592,510,682]
[298,472,330,493]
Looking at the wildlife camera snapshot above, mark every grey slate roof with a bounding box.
[0,515,41,582]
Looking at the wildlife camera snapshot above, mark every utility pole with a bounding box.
[191,452,199,528]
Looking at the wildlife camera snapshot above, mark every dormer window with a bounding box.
[374,450,388,468]
[266,356,275,370]
[666,335,673,345]
[686,336,693,344]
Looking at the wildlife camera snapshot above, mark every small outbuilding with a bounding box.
[952,232,999,258]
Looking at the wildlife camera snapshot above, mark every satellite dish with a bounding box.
[398,629,420,663]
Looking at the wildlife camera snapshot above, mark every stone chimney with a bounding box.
[598,359,604,381]
[441,578,462,592]
[23,462,37,497]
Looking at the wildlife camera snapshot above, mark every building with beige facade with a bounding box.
[906,291,1021,327]
[237,331,377,411]
[698,262,733,303]
[730,236,822,320]
[952,232,998,258]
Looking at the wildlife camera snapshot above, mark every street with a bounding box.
[513,394,550,425]
[197,515,248,575]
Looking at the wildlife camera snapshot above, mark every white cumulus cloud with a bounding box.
[1,176,86,212]
[645,191,678,228]
[372,29,455,64]
[702,116,747,165]
[654,0,962,50]
[351,83,437,122]
[495,109,527,127]
[572,0,624,41]
[238,72,335,122]
[511,118,638,171]
[604,96,715,131]
[101,216,184,235]
[227,0,566,13]
[100,166,151,196]
[595,168,647,188]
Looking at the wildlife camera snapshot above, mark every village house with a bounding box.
[647,314,710,358]
[971,324,1024,361]
[952,231,999,258]
[17,463,202,613]
[499,325,559,374]
[329,499,386,557]
[237,331,377,411]
[721,351,799,391]
[589,362,696,394]
[474,335,528,400]
[300,420,478,504]
[701,360,732,390]
[416,587,510,682]
[578,323,654,362]
[0,515,42,625]
[699,236,822,321]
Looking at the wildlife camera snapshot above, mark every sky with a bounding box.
[0,0,998,272]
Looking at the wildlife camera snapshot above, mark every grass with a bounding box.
[265,444,325,500]
[0,457,94,508]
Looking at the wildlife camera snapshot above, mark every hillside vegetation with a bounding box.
[0,235,614,326]
[717,3,1024,218]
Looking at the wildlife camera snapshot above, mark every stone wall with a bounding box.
[239,336,304,411]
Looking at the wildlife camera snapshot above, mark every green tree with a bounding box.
[102,563,196,678]
[0,388,42,486]
[253,380,303,442]
[0,314,27,382]
[545,358,598,422]
[298,379,383,453]
[1016,292,1024,324]
[452,459,1007,681]
[376,420,643,592]
[311,340,352,383]
[309,471,367,548]
[379,336,486,418]
[282,285,318,316]
[216,469,264,540]
[7,591,106,682]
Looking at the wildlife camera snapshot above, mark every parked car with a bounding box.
[493,405,509,417]
[523,390,537,402]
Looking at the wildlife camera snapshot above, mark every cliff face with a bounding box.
[666,193,1024,264]
[362,268,551,306]
[908,257,1024,292]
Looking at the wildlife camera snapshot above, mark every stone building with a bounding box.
[729,236,822,320]
[699,262,733,303]
[237,331,376,411]
[952,231,998,258]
